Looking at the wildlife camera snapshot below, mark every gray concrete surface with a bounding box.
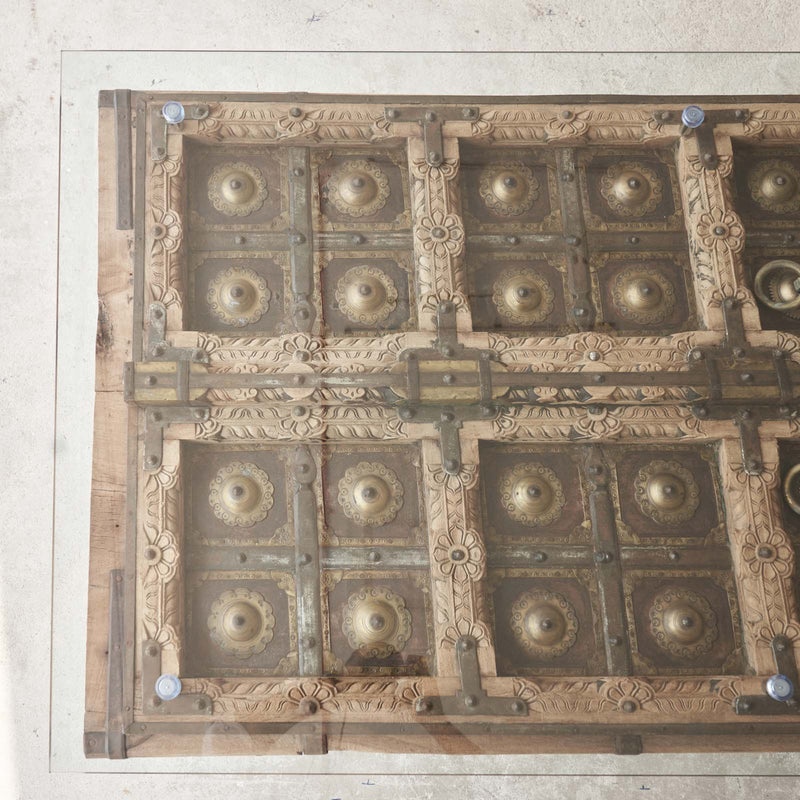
[3,4,800,798]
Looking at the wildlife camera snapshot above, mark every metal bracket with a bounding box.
[138,640,213,717]
[415,636,528,717]
[104,569,127,758]
[690,108,748,170]
[614,734,643,755]
[146,302,209,363]
[142,406,210,471]
[734,635,800,715]
[384,105,479,166]
[288,148,316,331]
[150,102,210,162]
[113,89,133,230]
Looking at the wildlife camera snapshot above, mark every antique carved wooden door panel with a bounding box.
[88,93,800,758]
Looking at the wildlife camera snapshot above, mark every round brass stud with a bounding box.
[633,460,700,525]
[600,161,663,217]
[342,586,412,658]
[207,266,271,327]
[649,587,718,659]
[207,588,275,659]
[499,463,566,527]
[338,462,404,527]
[492,267,555,325]
[209,461,274,527]
[611,267,676,325]
[478,162,539,216]
[334,265,398,326]
[207,162,268,217]
[325,159,391,217]
[754,259,800,319]
[748,159,800,214]
[510,589,578,659]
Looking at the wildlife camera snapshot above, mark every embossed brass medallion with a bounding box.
[649,588,718,659]
[748,159,800,214]
[478,163,539,216]
[206,266,271,327]
[753,259,800,318]
[342,586,412,658]
[492,267,555,325]
[334,265,398,326]
[325,159,390,217]
[634,460,700,525]
[337,461,404,527]
[499,463,566,526]
[207,588,276,659]
[611,266,676,325]
[510,589,578,658]
[600,161,663,217]
[207,162,268,217]
[208,461,274,527]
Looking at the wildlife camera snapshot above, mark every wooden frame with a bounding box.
[87,93,800,758]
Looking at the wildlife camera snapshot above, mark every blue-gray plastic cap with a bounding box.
[681,105,705,129]
[161,101,185,125]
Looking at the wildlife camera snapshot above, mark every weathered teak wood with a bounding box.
[87,93,800,758]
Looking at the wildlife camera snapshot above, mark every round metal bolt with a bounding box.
[747,459,762,473]
[594,374,606,384]
[740,408,752,420]
[594,551,612,564]
[565,234,581,246]
[289,106,302,118]
[416,698,433,713]
[740,700,753,712]
[146,644,159,658]
[298,463,310,474]
[424,110,437,123]
[588,465,602,476]
[480,403,495,418]
[573,306,587,317]
[292,405,306,418]
[773,349,785,359]
[668,550,680,562]
[195,699,207,711]
[367,550,381,563]
[724,297,737,310]
[439,301,454,314]
[191,408,206,421]
[621,700,637,714]
[533,551,547,563]
[732,347,745,358]
[442,373,456,385]
[291,232,306,245]
[386,108,399,120]
[233,235,246,245]
[145,375,157,386]
[561,172,575,182]
[703,152,716,164]
[351,233,365,244]
[734,109,746,120]
[146,455,159,468]
[690,349,705,361]
[444,458,460,472]
[659,111,671,122]
[608,635,622,646]
[714,225,727,236]
[561,109,573,119]
[153,344,166,357]
[511,699,526,713]
[304,636,316,649]
[237,552,248,564]
[464,694,478,708]
[296,308,310,320]
[588,405,601,415]
[398,406,416,420]
[428,150,443,165]
[292,166,304,177]
[154,146,166,158]
[151,411,162,422]
[152,306,163,319]
[192,104,209,120]
[506,235,520,245]
[695,405,709,419]
[299,698,319,715]
[151,696,162,707]
[298,552,312,566]
[462,107,476,119]
[741,372,754,383]
[775,639,788,652]
[628,235,640,244]
[459,638,473,652]
[758,546,773,559]
[441,344,455,357]
[294,374,305,386]
[785,233,796,243]
[440,410,455,422]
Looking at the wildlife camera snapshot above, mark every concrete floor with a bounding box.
[3,4,800,798]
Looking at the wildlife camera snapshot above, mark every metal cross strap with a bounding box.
[734,635,800,716]
[414,636,528,717]
[384,105,479,166]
